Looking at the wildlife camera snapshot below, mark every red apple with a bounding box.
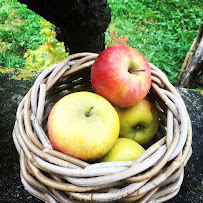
[91,45,151,107]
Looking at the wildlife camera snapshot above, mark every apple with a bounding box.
[91,45,151,108]
[47,91,120,161]
[115,98,159,145]
[100,138,145,162]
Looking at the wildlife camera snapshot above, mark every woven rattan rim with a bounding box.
[13,53,192,203]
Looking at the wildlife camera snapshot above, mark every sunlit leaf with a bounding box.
[109,30,117,36]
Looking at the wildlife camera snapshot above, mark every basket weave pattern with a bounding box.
[13,53,192,203]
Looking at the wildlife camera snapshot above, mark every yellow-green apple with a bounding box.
[100,138,145,162]
[115,98,159,145]
[47,91,120,161]
[91,45,151,108]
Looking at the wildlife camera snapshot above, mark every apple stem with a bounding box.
[129,69,146,73]
[85,106,94,117]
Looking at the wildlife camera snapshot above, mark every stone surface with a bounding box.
[0,69,202,202]
[169,88,203,203]
[0,68,42,202]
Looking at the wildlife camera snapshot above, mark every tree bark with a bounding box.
[18,0,111,54]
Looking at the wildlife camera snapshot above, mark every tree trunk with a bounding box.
[18,0,111,54]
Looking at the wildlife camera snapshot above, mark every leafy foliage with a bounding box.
[0,0,47,68]
[24,19,68,71]
[0,0,68,71]
[106,30,129,47]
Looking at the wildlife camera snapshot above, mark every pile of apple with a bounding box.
[47,45,159,162]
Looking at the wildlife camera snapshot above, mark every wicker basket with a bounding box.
[13,53,192,203]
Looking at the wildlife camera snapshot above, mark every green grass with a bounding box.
[0,0,45,69]
[106,0,203,86]
[0,0,202,87]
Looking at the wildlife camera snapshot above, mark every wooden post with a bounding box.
[179,24,203,88]
[179,25,203,82]
[180,34,203,88]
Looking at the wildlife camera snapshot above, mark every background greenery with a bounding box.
[0,0,202,86]
[0,0,45,68]
[106,0,203,86]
